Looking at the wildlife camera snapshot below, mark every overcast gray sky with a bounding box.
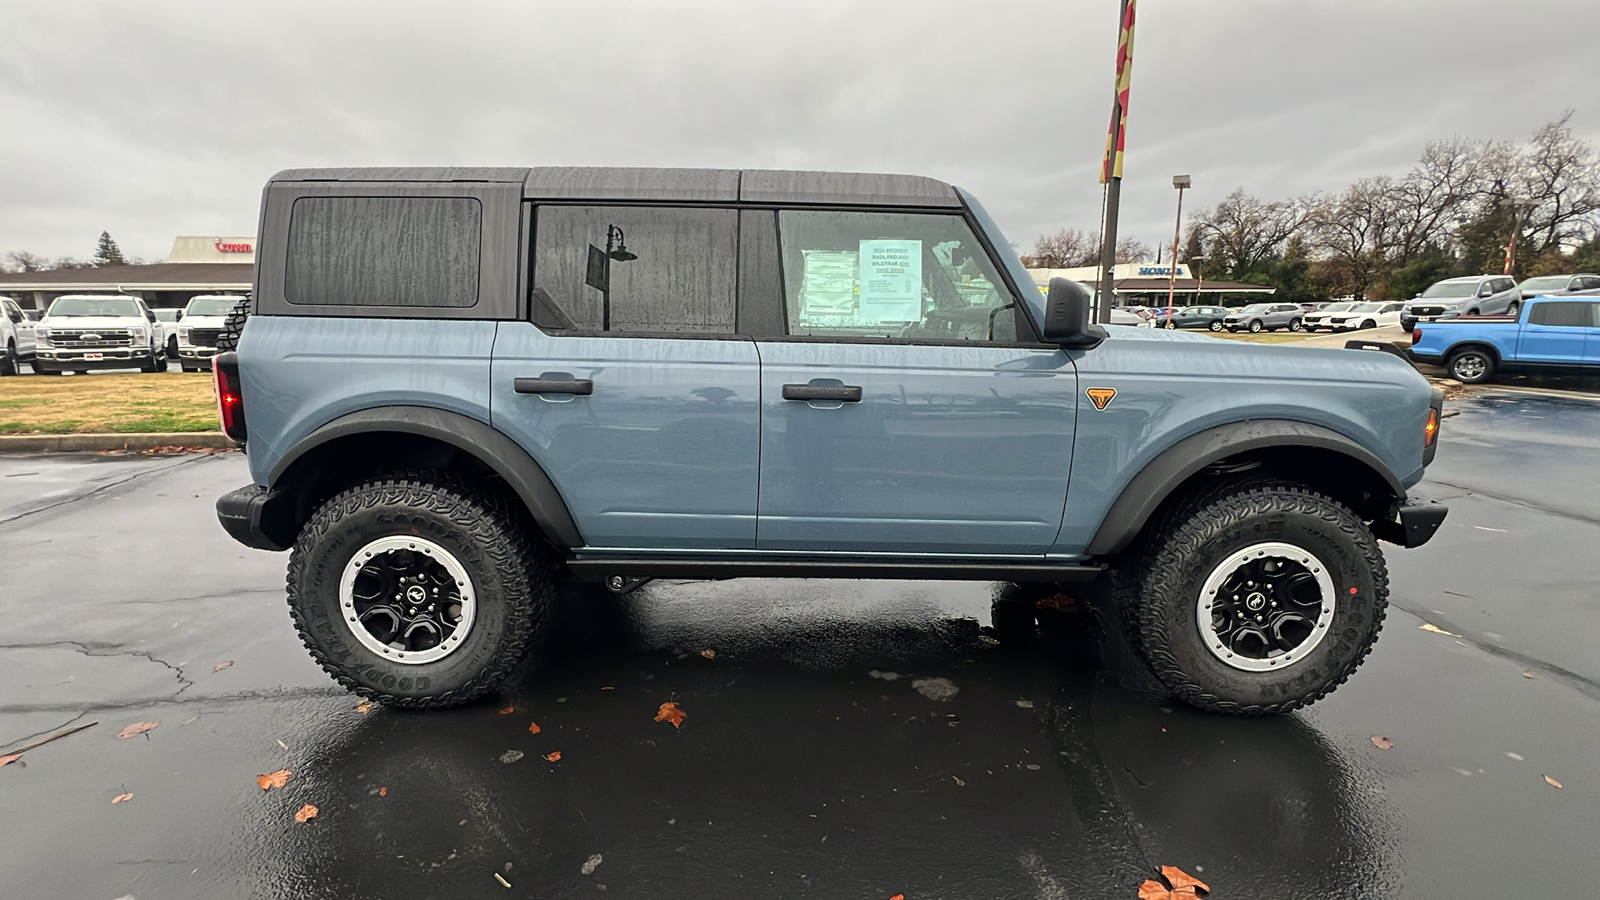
[2,0,1598,263]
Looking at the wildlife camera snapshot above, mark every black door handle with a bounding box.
[515,378,593,395]
[782,384,862,402]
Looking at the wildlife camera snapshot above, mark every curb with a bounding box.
[0,432,238,452]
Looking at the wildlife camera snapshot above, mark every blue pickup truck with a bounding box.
[211,166,1449,717]
[1410,295,1600,383]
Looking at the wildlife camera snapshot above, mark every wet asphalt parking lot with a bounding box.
[2,389,1599,899]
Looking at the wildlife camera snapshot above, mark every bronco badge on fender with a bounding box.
[1086,387,1117,410]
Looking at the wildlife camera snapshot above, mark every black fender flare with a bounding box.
[1084,419,1406,557]
[269,405,583,548]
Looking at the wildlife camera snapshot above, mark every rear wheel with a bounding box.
[1506,300,1521,319]
[1208,320,1224,332]
[286,473,554,708]
[1288,318,1303,332]
[1447,348,1495,384]
[1112,483,1387,716]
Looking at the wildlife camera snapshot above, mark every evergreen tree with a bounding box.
[92,231,126,267]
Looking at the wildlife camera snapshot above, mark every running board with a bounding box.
[563,557,1105,583]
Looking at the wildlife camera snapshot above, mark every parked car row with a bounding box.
[0,293,243,375]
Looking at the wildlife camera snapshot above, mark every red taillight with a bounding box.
[1412,327,1422,344]
[212,353,247,442]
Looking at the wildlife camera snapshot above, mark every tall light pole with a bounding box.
[1165,175,1190,328]
[1191,253,1210,307]
[1504,199,1537,276]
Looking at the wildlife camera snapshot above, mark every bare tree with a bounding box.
[1512,112,1600,255]
[3,251,49,272]
[1116,237,1152,264]
[1190,189,1306,275]
[1389,137,1493,264]
[1306,178,1403,300]
[1030,228,1098,268]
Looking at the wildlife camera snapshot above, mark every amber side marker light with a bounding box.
[1424,407,1439,448]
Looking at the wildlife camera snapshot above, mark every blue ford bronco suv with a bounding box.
[214,167,1447,716]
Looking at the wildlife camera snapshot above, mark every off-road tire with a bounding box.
[213,295,251,352]
[286,473,554,709]
[1447,348,1495,384]
[1115,484,1388,716]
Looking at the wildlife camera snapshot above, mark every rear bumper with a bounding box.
[216,484,291,552]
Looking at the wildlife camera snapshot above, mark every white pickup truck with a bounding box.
[174,295,245,372]
[32,294,169,375]
[2,297,37,375]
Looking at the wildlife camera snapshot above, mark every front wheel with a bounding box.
[1360,319,1376,330]
[1113,484,1388,715]
[0,342,15,376]
[1248,319,1264,333]
[1447,348,1495,384]
[286,474,554,708]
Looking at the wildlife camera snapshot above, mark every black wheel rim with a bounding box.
[339,536,476,664]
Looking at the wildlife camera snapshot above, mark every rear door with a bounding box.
[1517,301,1591,363]
[1580,301,1600,364]
[749,208,1076,555]
[490,205,761,550]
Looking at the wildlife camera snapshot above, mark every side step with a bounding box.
[564,557,1104,583]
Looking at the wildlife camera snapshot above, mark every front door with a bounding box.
[490,205,761,550]
[753,209,1076,555]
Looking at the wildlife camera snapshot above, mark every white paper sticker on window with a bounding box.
[858,240,921,324]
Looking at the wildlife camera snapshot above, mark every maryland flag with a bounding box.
[1100,0,1137,184]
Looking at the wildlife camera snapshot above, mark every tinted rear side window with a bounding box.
[1528,301,1594,327]
[285,197,482,307]
[532,206,737,334]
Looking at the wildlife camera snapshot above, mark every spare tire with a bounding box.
[213,295,252,353]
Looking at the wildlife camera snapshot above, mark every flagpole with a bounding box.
[1096,0,1135,325]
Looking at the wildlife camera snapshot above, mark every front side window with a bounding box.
[532,206,737,335]
[777,210,1018,342]
[285,196,482,307]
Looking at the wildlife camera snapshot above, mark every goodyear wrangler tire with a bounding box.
[286,473,553,709]
[1124,484,1388,716]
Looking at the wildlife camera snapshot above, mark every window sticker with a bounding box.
[858,240,922,324]
[797,250,859,321]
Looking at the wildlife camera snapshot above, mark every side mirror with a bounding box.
[1040,278,1107,348]
[146,310,157,322]
[1478,286,1493,298]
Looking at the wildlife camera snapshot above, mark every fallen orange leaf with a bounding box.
[890,895,905,900]
[117,721,159,739]
[498,706,516,716]
[544,751,561,762]
[655,701,687,729]
[1370,735,1394,750]
[355,700,374,715]
[379,786,388,797]
[112,793,134,804]
[700,649,717,659]
[257,769,291,791]
[1544,775,1563,789]
[1160,866,1208,893]
[528,721,541,735]
[0,753,20,767]
[294,803,318,823]
[212,661,233,673]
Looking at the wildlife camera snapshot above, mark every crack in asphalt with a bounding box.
[0,686,345,716]
[0,710,94,753]
[0,454,211,528]
[1386,601,1600,705]
[0,639,195,696]
[1428,478,1600,529]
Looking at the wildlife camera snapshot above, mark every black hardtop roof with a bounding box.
[267,166,962,208]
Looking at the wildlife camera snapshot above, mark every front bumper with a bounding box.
[178,345,218,361]
[34,348,150,371]
[1371,495,1449,548]
[216,484,292,552]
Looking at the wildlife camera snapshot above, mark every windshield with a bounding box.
[1240,304,1272,313]
[47,297,141,318]
[1518,276,1570,293]
[1320,303,1355,313]
[1350,302,1385,312]
[185,297,240,316]
[1420,281,1477,299]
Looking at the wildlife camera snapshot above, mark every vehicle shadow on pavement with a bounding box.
[246,579,1397,899]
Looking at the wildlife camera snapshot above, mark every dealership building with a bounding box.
[1027,262,1277,306]
[0,236,254,310]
